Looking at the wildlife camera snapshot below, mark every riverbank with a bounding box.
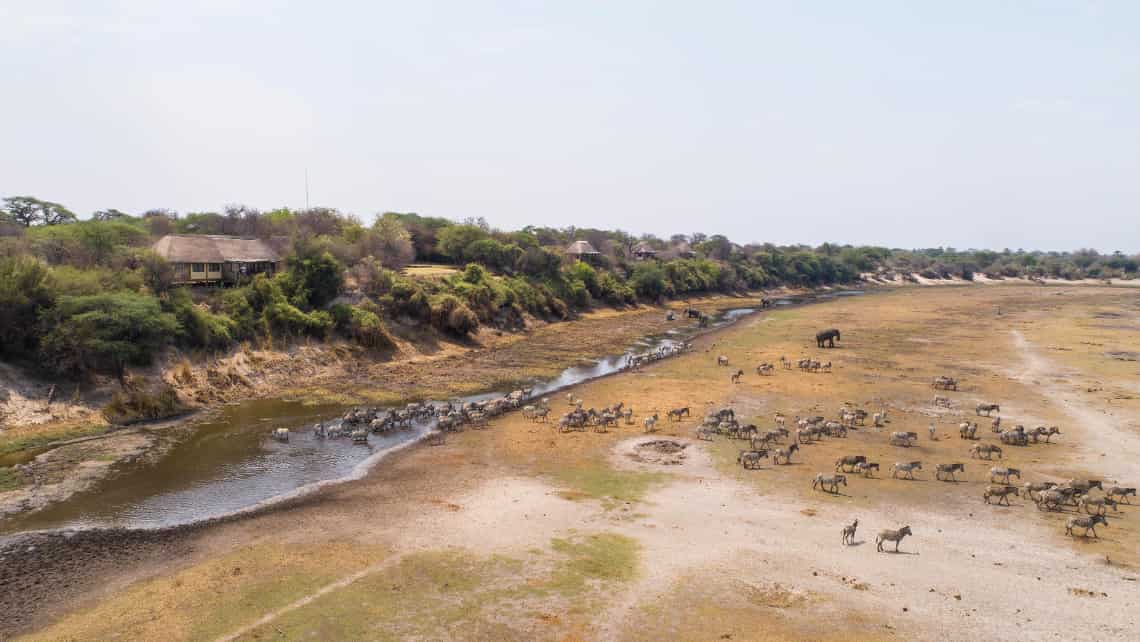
[6,284,1139,641]
[0,291,780,524]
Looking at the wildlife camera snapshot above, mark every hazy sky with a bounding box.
[2,1,1138,251]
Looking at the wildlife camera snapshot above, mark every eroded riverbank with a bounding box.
[3,291,825,533]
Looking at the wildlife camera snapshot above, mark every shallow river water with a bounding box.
[1,292,861,535]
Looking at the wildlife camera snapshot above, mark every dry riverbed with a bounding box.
[4,285,1140,641]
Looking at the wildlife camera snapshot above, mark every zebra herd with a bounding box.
[625,341,691,371]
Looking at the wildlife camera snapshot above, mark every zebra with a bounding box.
[1066,479,1104,493]
[835,455,867,472]
[738,449,768,469]
[271,428,289,442]
[969,443,1002,459]
[891,461,923,480]
[643,413,659,433]
[812,473,847,493]
[841,519,859,545]
[717,355,730,366]
[935,463,965,482]
[889,431,917,447]
[772,443,799,465]
[1065,514,1108,538]
[854,461,880,478]
[1077,496,1118,516]
[731,369,744,384]
[976,403,1000,416]
[876,526,912,552]
[1106,486,1136,504]
[1022,481,1057,501]
[666,407,690,421]
[991,416,1002,433]
[958,422,978,440]
[989,467,1021,484]
[1029,426,1062,443]
[983,485,1019,506]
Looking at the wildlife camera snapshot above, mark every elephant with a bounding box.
[816,328,841,348]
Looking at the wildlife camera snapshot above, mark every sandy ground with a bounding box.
[6,285,1140,641]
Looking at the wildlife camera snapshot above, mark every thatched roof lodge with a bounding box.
[632,241,658,260]
[565,240,601,258]
[152,234,281,285]
[674,241,697,258]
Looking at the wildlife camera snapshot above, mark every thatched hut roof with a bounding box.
[152,235,280,263]
[565,240,601,256]
[632,241,657,255]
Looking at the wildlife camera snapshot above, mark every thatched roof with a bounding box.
[152,235,280,263]
[632,241,657,255]
[565,240,600,255]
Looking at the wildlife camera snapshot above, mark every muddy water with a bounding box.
[1,292,860,534]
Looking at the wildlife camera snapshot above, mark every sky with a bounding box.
[2,1,1138,251]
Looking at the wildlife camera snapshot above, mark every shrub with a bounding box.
[103,383,186,425]
[429,294,479,335]
[39,292,180,381]
[0,255,55,357]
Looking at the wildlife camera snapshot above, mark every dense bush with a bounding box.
[38,292,180,381]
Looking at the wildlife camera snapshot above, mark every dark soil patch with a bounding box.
[629,440,689,466]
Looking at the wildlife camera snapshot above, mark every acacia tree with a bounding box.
[2,196,76,226]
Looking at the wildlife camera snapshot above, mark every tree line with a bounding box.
[2,195,1136,386]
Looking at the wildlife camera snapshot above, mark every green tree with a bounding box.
[2,196,77,226]
[39,292,179,383]
[0,256,55,357]
[437,224,489,263]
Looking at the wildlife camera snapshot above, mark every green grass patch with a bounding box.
[551,463,669,509]
[0,424,107,459]
[547,533,639,595]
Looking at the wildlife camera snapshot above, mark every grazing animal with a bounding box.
[842,519,859,545]
[1106,486,1136,504]
[873,412,886,427]
[756,363,775,376]
[812,473,847,493]
[958,422,978,440]
[935,463,965,481]
[876,526,913,552]
[696,426,716,441]
[1022,481,1057,501]
[772,443,799,465]
[991,416,1002,433]
[1065,514,1108,538]
[738,449,768,469]
[854,461,880,477]
[643,413,659,433]
[989,467,1021,484]
[272,428,289,442]
[983,485,1020,506]
[976,403,1000,416]
[1066,479,1104,493]
[667,407,690,421]
[816,328,841,348]
[717,355,730,366]
[931,376,958,390]
[932,395,952,408]
[970,443,1002,459]
[731,369,744,384]
[835,454,867,472]
[1078,496,1118,516]
[1030,426,1062,443]
[889,431,917,447]
[891,461,923,480]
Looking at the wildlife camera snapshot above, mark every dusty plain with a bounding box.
[5,284,1140,641]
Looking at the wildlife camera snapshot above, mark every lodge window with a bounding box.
[191,263,206,273]
[208,263,221,272]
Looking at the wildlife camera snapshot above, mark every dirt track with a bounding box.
[6,285,1140,641]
